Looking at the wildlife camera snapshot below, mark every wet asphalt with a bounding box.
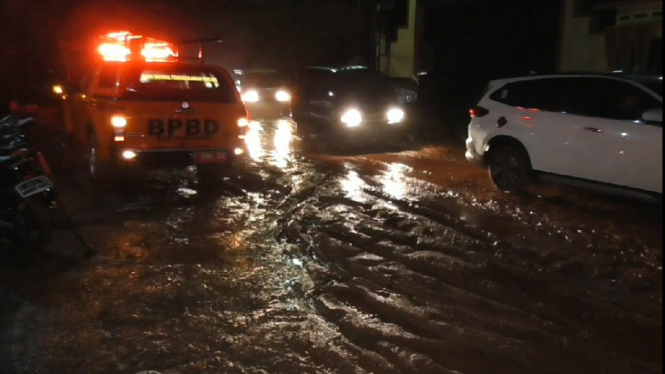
[0,116,662,374]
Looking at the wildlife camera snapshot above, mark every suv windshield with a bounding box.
[335,70,395,98]
[120,65,237,103]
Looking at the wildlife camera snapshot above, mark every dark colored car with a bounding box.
[291,66,408,142]
[234,68,292,118]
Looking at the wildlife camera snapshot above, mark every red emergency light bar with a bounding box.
[98,31,177,62]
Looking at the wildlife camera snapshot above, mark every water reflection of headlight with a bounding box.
[340,170,367,202]
[245,121,264,161]
[381,163,411,200]
[272,119,293,168]
[242,90,259,103]
[275,90,291,102]
[387,108,405,124]
[341,108,362,128]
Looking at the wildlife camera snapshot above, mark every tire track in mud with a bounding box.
[280,161,662,374]
[1,132,371,373]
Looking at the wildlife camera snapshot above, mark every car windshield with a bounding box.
[244,72,288,88]
[120,65,238,103]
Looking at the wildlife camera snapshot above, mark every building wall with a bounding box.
[559,0,663,73]
[559,0,609,72]
[382,0,419,79]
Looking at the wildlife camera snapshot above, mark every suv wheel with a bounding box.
[486,145,532,193]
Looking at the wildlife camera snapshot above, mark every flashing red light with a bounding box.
[141,42,177,61]
[98,32,177,62]
[99,43,131,62]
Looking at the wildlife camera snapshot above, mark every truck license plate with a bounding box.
[195,152,228,164]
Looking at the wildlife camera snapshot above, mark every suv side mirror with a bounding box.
[642,108,663,125]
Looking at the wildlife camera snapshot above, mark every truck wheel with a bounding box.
[87,134,118,188]
[60,133,82,176]
[486,145,532,193]
[197,164,230,185]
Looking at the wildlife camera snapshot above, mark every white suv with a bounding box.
[465,74,663,196]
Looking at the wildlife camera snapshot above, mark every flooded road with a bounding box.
[0,117,662,374]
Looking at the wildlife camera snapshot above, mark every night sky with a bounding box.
[421,0,563,104]
[1,0,562,108]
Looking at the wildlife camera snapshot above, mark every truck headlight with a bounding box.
[122,150,137,160]
[387,108,405,124]
[242,90,260,103]
[111,115,127,128]
[341,108,362,128]
[275,90,291,102]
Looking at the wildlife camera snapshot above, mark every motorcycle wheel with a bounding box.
[5,197,51,264]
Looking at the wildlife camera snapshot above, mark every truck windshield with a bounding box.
[120,65,238,103]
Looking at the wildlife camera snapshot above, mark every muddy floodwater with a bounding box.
[1,118,662,374]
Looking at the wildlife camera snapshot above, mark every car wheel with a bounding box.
[487,145,532,193]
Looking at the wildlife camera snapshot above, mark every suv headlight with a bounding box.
[387,108,405,124]
[341,108,363,128]
[242,90,260,103]
[275,90,291,102]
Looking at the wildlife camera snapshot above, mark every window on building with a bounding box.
[589,10,617,34]
[574,0,619,17]
[648,38,663,75]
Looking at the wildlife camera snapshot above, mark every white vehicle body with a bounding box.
[466,74,663,194]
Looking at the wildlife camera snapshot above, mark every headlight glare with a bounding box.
[341,108,363,128]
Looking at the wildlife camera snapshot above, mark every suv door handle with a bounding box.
[584,127,602,133]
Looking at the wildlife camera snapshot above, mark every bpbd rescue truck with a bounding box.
[60,31,248,183]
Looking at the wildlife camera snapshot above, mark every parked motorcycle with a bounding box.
[0,114,95,262]
[0,116,51,255]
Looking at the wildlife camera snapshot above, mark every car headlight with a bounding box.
[275,90,291,102]
[387,108,405,124]
[242,90,260,103]
[341,108,363,128]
